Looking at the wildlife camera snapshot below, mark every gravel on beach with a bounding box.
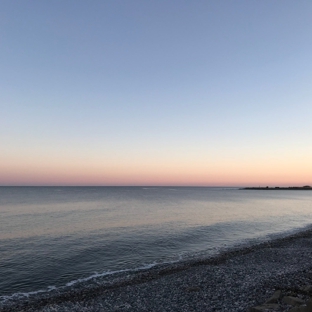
[2,229,312,312]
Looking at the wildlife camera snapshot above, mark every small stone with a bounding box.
[282,296,305,306]
[185,286,201,292]
[303,285,312,292]
[306,297,312,311]
[288,306,309,312]
[265,290,282,303]
[249,303,280,311]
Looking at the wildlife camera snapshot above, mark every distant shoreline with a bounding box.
[243,186,312,190]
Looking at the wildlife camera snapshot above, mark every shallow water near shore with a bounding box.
[1,186,312,302]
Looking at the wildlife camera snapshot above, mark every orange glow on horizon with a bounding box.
[1,147,311,186]
[1,160,311,187]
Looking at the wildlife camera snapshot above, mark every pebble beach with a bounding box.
[2,228,312,312]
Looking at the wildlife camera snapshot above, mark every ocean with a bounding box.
[1,186,312,302]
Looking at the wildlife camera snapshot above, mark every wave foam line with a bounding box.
[0,262,161,303]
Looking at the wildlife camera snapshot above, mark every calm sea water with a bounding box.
[1,186,312,300]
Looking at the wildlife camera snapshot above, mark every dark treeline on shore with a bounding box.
[243,186,312,190]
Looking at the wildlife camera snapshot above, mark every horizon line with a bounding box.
[0,185,243,188]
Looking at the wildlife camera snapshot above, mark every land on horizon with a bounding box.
[243,185,312,190]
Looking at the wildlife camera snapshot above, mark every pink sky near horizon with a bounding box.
[1,154,311,186]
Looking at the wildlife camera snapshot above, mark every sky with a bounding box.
[1,1,312,186]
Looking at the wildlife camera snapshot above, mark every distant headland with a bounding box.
[243,185,312,190]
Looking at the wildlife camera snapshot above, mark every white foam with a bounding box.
[0,286,56,303]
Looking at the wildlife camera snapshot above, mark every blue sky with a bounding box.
[1,1,312,186]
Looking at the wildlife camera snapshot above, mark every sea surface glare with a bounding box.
[1,186,312,301]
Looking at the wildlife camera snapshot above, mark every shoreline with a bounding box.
[2,227,312,311]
